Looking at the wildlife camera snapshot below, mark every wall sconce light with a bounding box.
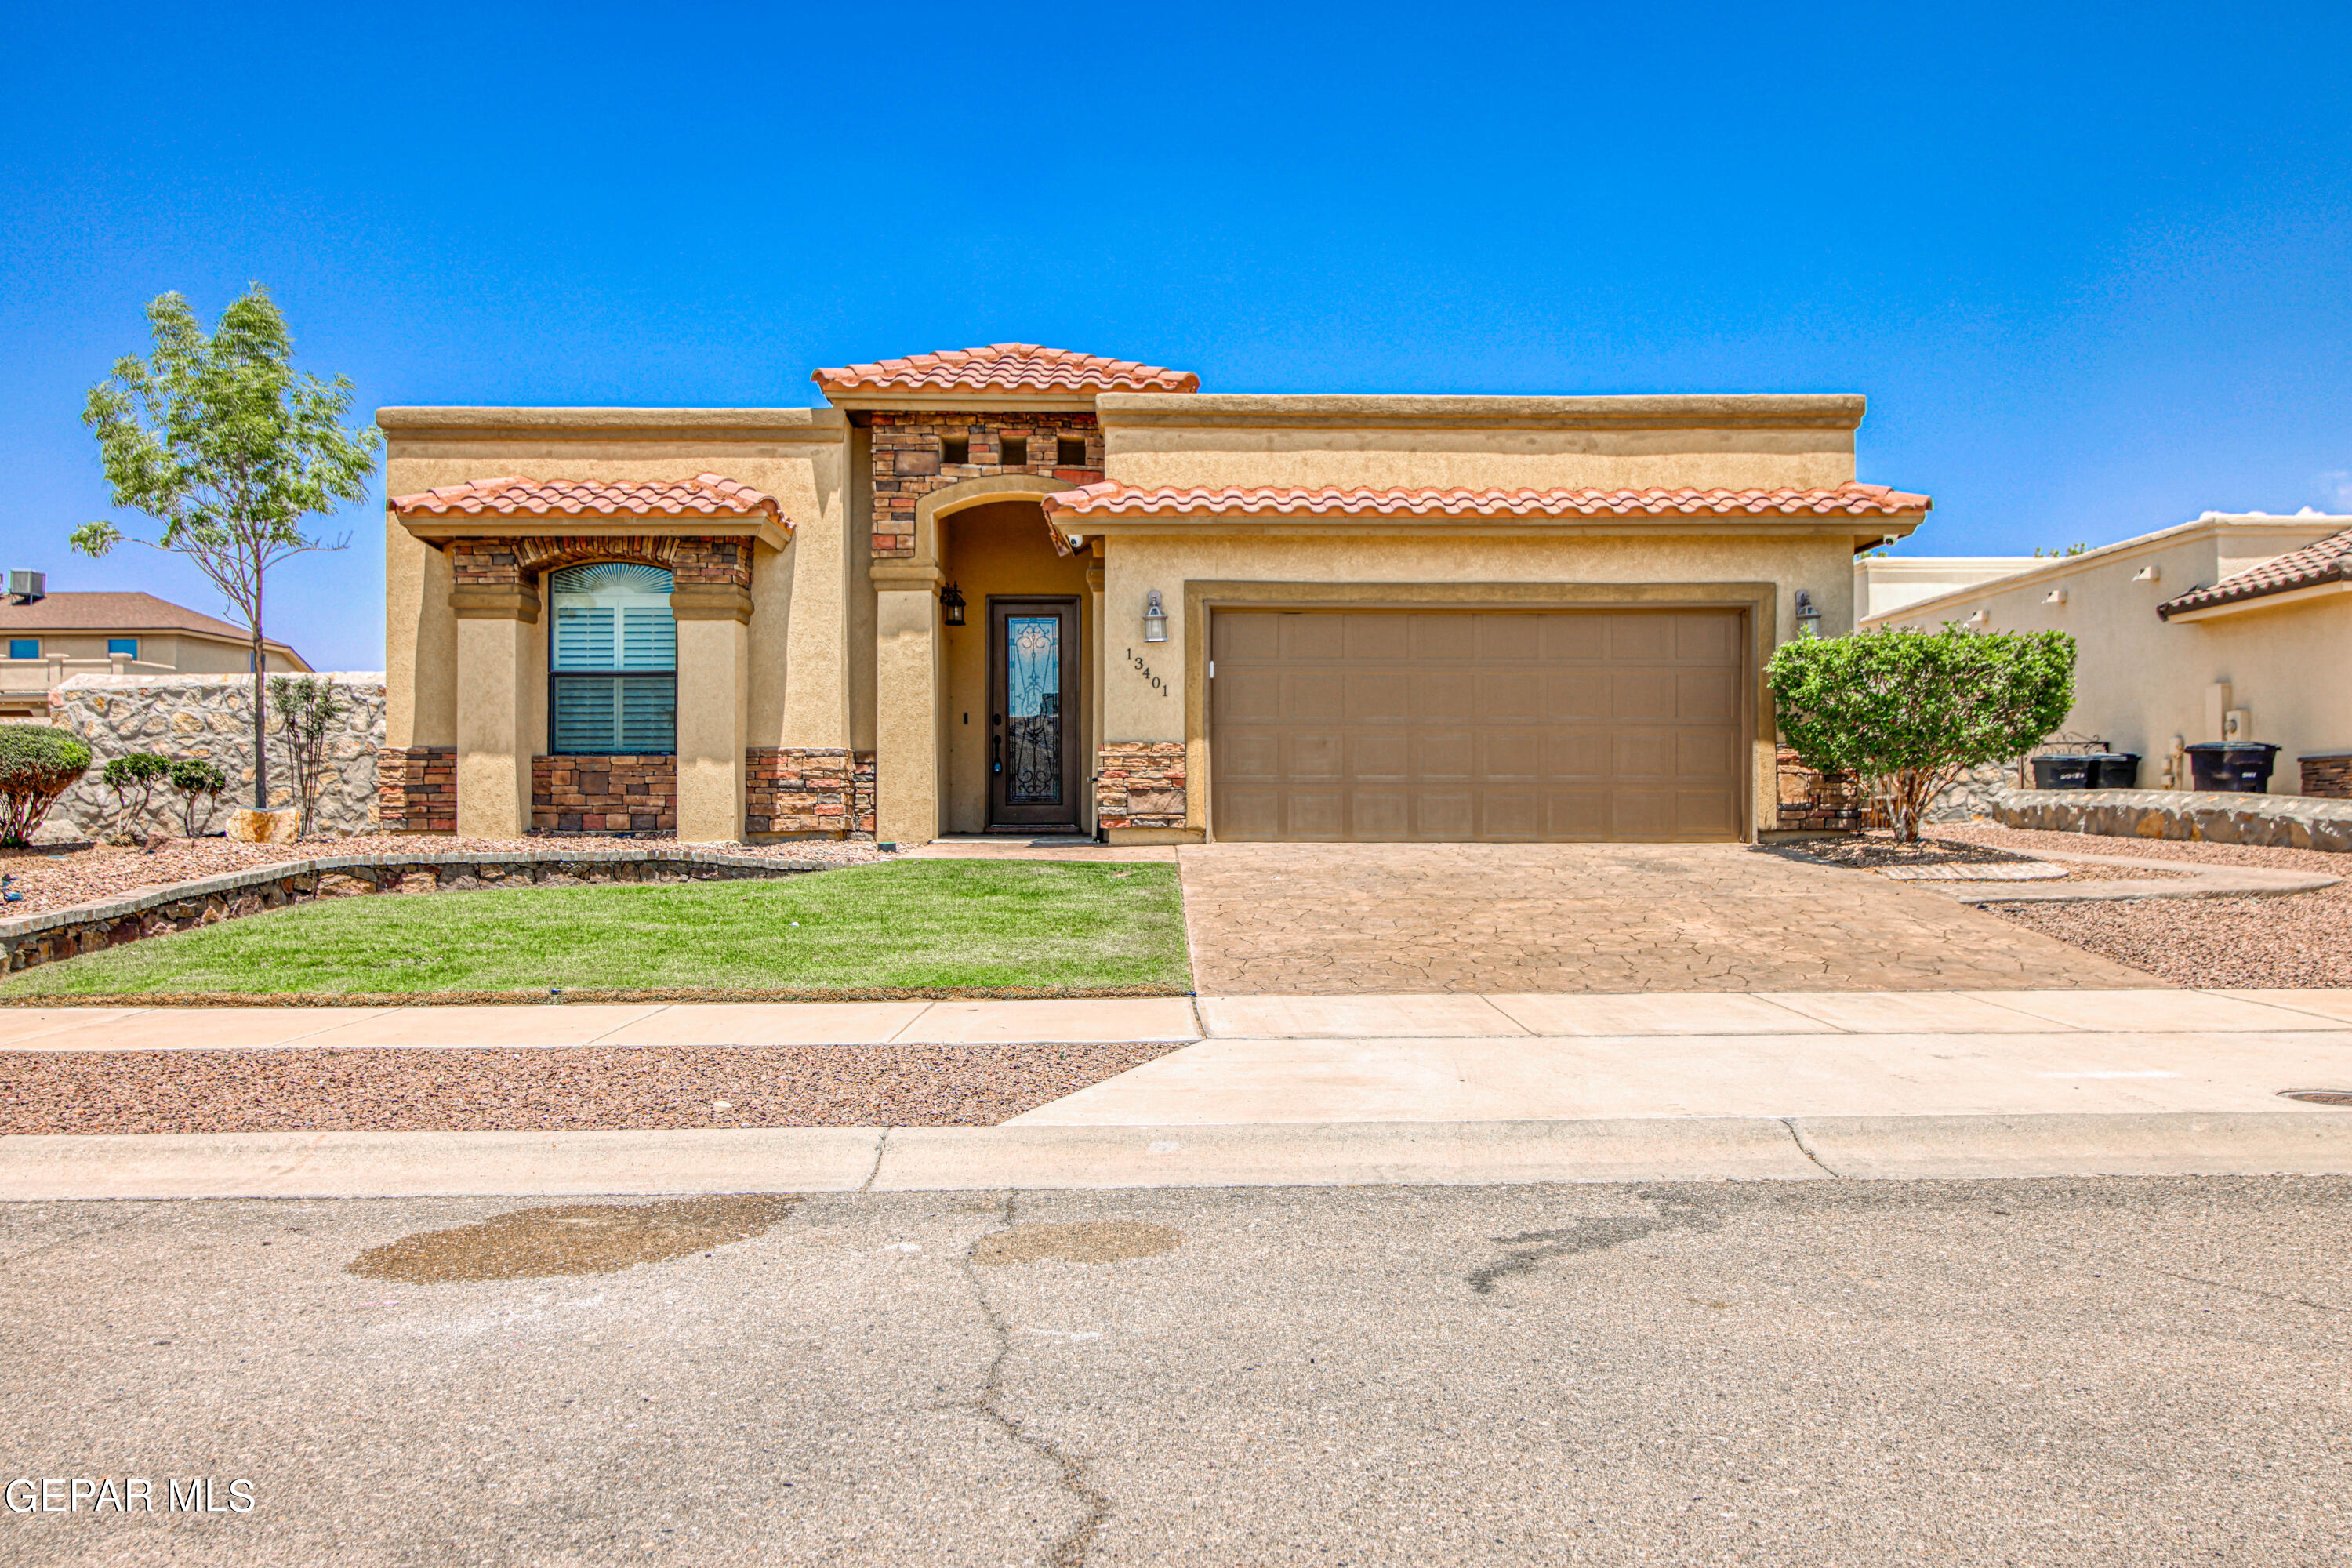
[940,581,966,626]
[1793,589,1822,637]
[1142,589,1169,644]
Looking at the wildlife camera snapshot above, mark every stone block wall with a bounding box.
[1994,788,2352,851]
[1096,742,1188,830]
[450,534,756,590]
[2303,753,2352,800]
[531,755,678,834]
[1773,744,1874,833]
[40,673,385,842]
[869,412,1102,558]
[746,747,856,836]
[378,746,456,833]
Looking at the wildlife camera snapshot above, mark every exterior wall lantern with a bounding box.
[1142,590,1169,644]
[940,581,967,626]
[1793,589,1822,638]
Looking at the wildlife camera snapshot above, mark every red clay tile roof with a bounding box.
[1042,481,1931,520]
[813,344,1200,396]
[0,591,296,650]
[388,474,784,522]
[2158,526,2352,619]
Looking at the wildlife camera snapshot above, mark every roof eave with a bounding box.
[1050,512,1926,546]
[393,514,794,552]
[2160,578,2352,622]
[816,388,1109,414]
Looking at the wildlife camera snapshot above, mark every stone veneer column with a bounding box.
[451,581,541,838]
[673,582,752,843]
[872,564,942,846]
[1085,555,1105,836]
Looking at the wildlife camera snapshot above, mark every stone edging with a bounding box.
[0,848,826,976]
[1993,788,2352,852]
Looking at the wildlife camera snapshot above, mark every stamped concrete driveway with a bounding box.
[1177,842,2162,995]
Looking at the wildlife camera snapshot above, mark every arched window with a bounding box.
[549,562,676,754]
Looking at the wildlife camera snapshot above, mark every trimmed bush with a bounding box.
[169,757,229,837]
[0,725,94,848]
[1769,626,2075,842]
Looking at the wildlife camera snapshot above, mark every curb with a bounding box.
[5,1112,2350,1200]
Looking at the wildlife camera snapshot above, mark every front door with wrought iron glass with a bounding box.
[988,597,1080,829]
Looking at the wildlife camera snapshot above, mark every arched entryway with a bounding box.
[938,500,1091,832]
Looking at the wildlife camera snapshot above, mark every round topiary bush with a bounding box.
[0,724,95,848]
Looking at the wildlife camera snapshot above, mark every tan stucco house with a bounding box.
[1863,510,2352,797]
[378,343,1929,844]
[0,581,309,721]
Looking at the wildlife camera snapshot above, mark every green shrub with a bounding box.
[0,725,94,848]
[1768,626,2076,841]
[100,751,173,842]
[168,757,229,837]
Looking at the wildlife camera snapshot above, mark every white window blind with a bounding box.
[549,563,677,753]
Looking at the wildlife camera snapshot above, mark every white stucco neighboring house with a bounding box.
[1861,510,2352,798]
[1854,554,2039,619]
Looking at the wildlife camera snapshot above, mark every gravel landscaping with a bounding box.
[0,1042,1178,1134]
[0,834,884,917]
[1781,831,2190,881]
[1936,823,2352,989]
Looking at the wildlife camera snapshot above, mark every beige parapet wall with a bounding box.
[40,673,387,841]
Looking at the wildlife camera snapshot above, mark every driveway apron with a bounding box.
[1175,842,2164,995]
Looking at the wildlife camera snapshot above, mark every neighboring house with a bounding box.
[1862,510,2352,797]
[378,343,1931,846]
[1855,554,2038,619]
[0,577,310,721]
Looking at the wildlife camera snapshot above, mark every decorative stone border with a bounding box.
[0,848,825,975]
[1095,742,1187,830]
[1992,788,2352,852]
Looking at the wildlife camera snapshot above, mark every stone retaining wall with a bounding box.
[0,848,822,975]
[746,746,872,837]
[1993,788,2352,851]
[42,673,385,843]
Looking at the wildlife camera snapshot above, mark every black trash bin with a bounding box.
[2031,754,2095,789]
[2186,742,2281,793]
[2087,752,2140,789]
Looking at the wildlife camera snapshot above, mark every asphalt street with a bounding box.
[2,1176,2348,1566]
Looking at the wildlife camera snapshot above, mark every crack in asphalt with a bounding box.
[955,1193,1111,1568]
[2132,1264,2350,1316]
[1466,1192,1719,1294]
[1782,1118,1841,1175]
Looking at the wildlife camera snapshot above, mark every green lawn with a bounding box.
[2,861,1192,999]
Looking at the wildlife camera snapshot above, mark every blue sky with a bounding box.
[5,1,2348,670]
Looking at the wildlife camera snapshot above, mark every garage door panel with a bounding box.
[1281,615,1349,661]
[1210,609,1742,844]
[1610,670,1677,720]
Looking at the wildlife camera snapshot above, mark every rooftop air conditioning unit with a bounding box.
[6,571,45,604]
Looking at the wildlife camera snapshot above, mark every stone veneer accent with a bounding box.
[450,534,755,590]
[869,412,1102,558]
[0,848,822,975]
[1994,787,2352,851]
[532,756,678,834]
[378,746,456,833]
[1095,742,1188,830]
[746,747,877,838]
[2303,753,2352,800]
[1774,744,1877,833]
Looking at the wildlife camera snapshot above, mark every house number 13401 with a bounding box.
[1125,649,1170,695]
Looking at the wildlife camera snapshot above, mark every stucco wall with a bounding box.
[42,673,386,842]
[1097,394,1863,492]
[1867,515,2352,794]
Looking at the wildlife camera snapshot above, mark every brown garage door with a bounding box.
[1209,609,1745,843]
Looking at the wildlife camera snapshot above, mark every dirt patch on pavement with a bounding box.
[1780,834,2036,871]
[0,1042,1181,1134]
[349,1195,801,1284]
[971,1221,1181,1267]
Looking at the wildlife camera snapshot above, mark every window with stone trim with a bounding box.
[549,562,677,754]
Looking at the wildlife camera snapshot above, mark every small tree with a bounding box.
[99,752,173,843]
[168,758,229,837]
[270,674,341,837]
[1769,626,2076,843]
[73,285,380,811]
[0,726,93,848]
